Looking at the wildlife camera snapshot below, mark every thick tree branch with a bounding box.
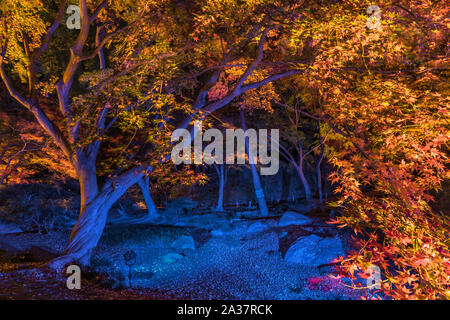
[201,69,303,116]
[234,28,270,89]
[57,0,109,118]
[0,22,74,162]
[179,27,280,130]
[100,164,151,196]
[178,69,223,130]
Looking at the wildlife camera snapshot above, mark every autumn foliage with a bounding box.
[0,0,448,299]
[287,0,449,299]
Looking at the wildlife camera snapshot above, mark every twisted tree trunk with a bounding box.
[240,108,268,216]
[49,159,146,270]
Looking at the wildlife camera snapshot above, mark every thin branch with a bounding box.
[184,63,246,80]
[0,36,32,109]
[31,0,67,63]
[80,12,154,61]
[201,69,302,116]
[89,0,108,24]
[234,28,270,89]
[0,21,74,162]
[277,101,369,158]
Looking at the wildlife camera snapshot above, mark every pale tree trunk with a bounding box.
[0,9,303,270]
[240,109,268,216]
[137,176,159,219]
[295,164,312,203]
[316,121,325,203]
[213,163,226,211]
[295,140,312,204]
[275,124,313,204]
[217,164,225,211]
[277,140,312,204]
[48,157,147,270]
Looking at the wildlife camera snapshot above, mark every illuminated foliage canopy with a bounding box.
[0,0,448,299]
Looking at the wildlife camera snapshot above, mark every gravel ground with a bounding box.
[128,230,358,300]
[0,213,360,300]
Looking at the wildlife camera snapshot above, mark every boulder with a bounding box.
[284,235,344,266]
[0,220,22,234]
[246,220,276,233]
[161,253,184,264]
[171,235,196,251]
[278,211,313,227]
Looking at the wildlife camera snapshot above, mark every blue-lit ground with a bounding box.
[0,202,362,300]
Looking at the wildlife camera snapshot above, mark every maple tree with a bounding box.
[0,0,304,268]
[0,0,448,300]
[269,92,328,204]
[0,104,75,184]
[283,0,449,299]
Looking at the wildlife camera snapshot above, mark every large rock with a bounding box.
[0,220,22,234]
[246,220,277,233]
[284,235,344,266]
[171,235,196,251]
[278,211,313,227]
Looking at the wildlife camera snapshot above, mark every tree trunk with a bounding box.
[316,122,325,203]
[240,109,268,216]
[280,165,291,202]
[295,139,313,204]
[137,176,159,219]
[216,164,225,211]
[316,160,323,203]
[49,162,146,270]
[295,164,312,203]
